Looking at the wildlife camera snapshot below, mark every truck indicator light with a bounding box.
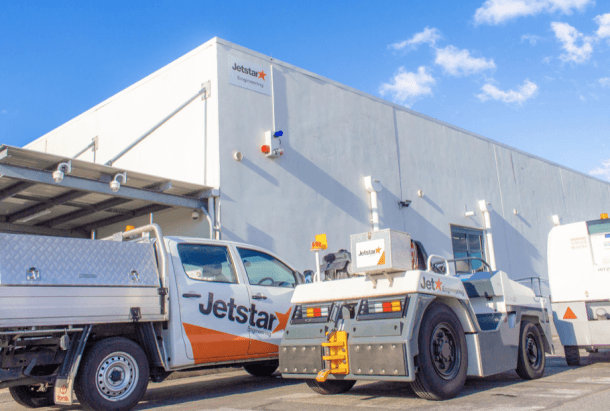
[563,307,577,320]
[601,213,609,220]
[291,303,333,324]
[261,145,271,154]
[357,297,406,320]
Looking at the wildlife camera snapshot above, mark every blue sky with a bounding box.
[1,1,609,181]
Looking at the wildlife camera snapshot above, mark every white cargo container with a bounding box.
[548,214,610,365]
[21,37,610,284]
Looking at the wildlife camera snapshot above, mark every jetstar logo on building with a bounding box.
[198,292,289,334]
[231,63,267,81]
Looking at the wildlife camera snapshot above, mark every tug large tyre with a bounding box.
[564,346,581,366]
[305,379,356,394]
[516,321,546,380]
[412,302,468,400]
[9,385,55,408]
[74,337,149,411]
[243,362,278,377]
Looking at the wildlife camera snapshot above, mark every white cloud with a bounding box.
[600,78,610,87]
[551,22,594,63]
[474,0,594,25]
[389,27,441,50]
[590,159,610,181]
[434,45,496,76]
[595,13,610,41]
[477,80,538,103]
[579,94,586,101]
[521,34,542,44]
[379,66,435,107]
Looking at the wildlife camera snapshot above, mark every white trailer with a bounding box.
[548,214,610,365]
[279,229,554,400]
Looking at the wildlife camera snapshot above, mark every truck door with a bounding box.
[235,247,296,354]
[172,243,252,363]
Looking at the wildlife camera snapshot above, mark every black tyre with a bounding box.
[412,302,468,400]
[9,385,55,408]
[305,379,356,394]
[516,321,546,380]
[243,362,278,377]
[74,337,150,411]
[564,346,581,366]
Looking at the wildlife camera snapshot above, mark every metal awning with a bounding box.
[0,145,212,238]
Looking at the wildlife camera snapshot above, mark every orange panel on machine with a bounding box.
[183,323,250,362]
[248,338,279,355]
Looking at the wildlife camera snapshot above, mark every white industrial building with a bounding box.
[20,37,610,280]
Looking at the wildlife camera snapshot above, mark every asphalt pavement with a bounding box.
[2,337,610,411]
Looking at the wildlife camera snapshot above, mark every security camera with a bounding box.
[109,172,127,192]
[192,210,200,220]
[52,162,72,184]
[52,170,64,183]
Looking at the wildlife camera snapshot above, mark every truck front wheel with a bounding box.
[516,321,545,379]
[9,385,55,408]
[305,379,356,394]
[412,302,468,400]
[74,337,150,411]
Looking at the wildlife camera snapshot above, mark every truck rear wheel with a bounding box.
[74,337,149,411]
[412,302,467,400]
[564,346,581,366]
[243,362,278,377]
[305,379,356,394]
[9,385,55,408]
[516,321,545,380]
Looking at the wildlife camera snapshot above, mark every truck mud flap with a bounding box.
[54,325,92,405]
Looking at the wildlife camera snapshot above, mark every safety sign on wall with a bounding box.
[228,56,271,96]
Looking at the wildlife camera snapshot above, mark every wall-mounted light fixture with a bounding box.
[552,215,562,226]
[417,190,424,198]
[110,172,127,192]
[52,161,72,183]
[398,200,411,209]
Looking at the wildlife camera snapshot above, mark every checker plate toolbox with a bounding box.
[0,231,166,327]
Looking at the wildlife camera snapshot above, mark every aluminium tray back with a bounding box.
[0,233,159,287]
[0,233,165,327]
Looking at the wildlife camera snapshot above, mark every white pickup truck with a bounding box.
[0,224,300,410]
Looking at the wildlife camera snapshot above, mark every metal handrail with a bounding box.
[446,257,492,271]
[426,255,453,276]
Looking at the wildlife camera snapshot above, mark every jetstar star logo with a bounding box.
[198,292,287,334]
[359,247,382,257]
[231,63,267,81]
[420,276,442,291]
